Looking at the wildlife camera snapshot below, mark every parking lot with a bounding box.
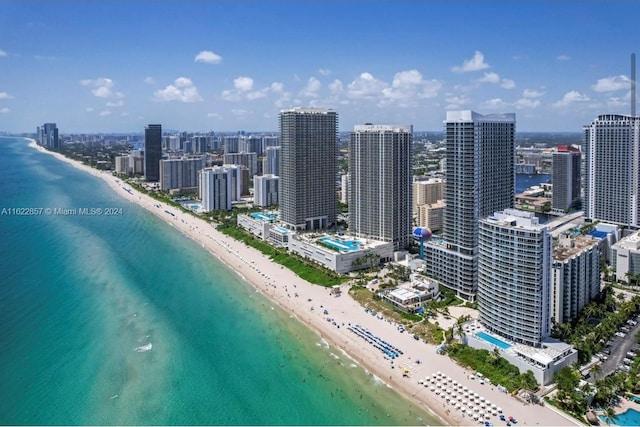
[595,314,640,380]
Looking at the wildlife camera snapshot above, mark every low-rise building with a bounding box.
[378,274,439,313]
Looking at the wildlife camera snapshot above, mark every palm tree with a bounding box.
[603,407,617,426]
[591,364,602,382]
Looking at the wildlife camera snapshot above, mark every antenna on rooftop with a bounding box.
[632,53,637,117]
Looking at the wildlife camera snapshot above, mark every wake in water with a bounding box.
[133,343,153,352]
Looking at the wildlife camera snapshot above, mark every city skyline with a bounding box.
[1,1,639,133]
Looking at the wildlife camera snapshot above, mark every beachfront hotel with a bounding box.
[552,145,581,213]
[199,166,233,212]
[278,107,338,231]
[584,114,640,227]
[425,111,516,301]
[159,156,206,192]
[144,124,162,182]
[477,209,552,347]
[349,124,413,250]
[612,230,640,283]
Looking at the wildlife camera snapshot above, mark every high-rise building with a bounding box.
[144,124,162,182]
[224,152,258,178]
[413,178,443,218]
[37,123,59,149]
[584,114,640,227]
[477,209,552,347]
[279,107,338,231]
[199,167,233,212]
[415,201,445,231]
[552,145,581,212]
[254,174,279,207]
[160,157,206,191]
[551,234,600,324]
[265,146,281,176]
[425,111,515,300]
[612,231,640,282]
[349,124,413,250]
[223,135,240,154]
[340,174,349,205]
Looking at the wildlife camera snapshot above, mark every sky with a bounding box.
[1,1,639,133]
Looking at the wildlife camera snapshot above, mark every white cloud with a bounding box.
[556,55,571,61]
[500,79,516,89]
[592,75,631,92]
[318,68,331,76]
[231,108,250,117]
[553,90,590,107]
[247,88,270,100]
[0,50,6,57]
[208,112,222,119]
[194,50,222,64]
[300,77,321,98]
[382,70,441,106]
[80,77,124,99]
[234,76,254,91]
[121,112,129,117]
[154,77,203,103]
[106,100,124,107]
[607,96,627,109]
[514,98,541,109]
[451,51,490,73]
[0,91,14,99]
[477,72,500,84]
[346,72,388,99]
[481,98,509,109]
[523,89,545,98]
[85,107,94,112]
[99,110,111,117]
[0,107,9,113]
[144,77,156,85]
[328,79,343,94]
[270,82,284,93]
[445,95,471,110]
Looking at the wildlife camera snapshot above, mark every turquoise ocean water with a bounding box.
[0,137,440,426]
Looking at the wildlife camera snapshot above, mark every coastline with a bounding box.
[27,139,581,427]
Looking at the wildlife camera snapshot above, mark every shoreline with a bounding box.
[27,139,581,427]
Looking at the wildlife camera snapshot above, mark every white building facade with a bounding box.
[199,167,233,212]
[477,209,552,347]
[254,174,279,207]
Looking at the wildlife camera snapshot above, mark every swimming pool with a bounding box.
[476,331,511,350]
[319,237,361,252]
[250,212,277,222]
[599,408,640,426]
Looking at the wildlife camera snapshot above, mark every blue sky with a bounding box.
[1,1,639,133]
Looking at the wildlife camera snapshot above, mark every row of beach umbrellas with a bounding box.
[425,371,502,418]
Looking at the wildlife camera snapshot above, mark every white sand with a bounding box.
[30,140,580,426]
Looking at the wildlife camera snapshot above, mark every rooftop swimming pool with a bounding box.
[600,408,640,426]
[476,331,512,350]
[319,237,361,252]
[251,212,277,222]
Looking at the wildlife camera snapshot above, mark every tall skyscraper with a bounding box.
[584,114,640,227]
[278,107,338,231]
[552,145,581,212]
[478,209,552,347]
[159,157,206,191]
[349,124,413,250]
[265,146,281,176]
[199,167,233,212]
[254,174,279,207]
[144,124,162,182]
[37,123,59,149]
[425,111,515,301]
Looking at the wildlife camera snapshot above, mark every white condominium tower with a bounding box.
[425,111,516,301]
[478,209,552,347]
[584,114,640,227]
[349,124,413,250]
[278,107,338,231]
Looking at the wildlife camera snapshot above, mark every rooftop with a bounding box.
[553,234,599,262]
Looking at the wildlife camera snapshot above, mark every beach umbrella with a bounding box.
[481,403,486,409]
[418,379,424,385]
[480,396,485,402]
[430,386,435,391]
[491,403,497,409]
[485,414,491,419]
[463,386,468,392]
[497,407,502,413]
[474,393,480,399]
[437,382,442,388]
[437,371,442,376]
[461,407,466,413]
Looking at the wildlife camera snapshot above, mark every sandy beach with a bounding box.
[30,140,582,426]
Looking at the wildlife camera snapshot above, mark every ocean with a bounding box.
[0,137,439,426]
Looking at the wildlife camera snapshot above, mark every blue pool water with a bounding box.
[250,212,277,222]
[476,331,512,350]
[319,237,361,252]
[599,408,640,426]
